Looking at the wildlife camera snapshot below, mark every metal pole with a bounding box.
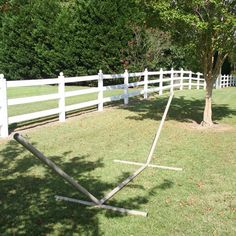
[146,92,174,164]
[100,164,147,204]
[100,93,174,204]
[55,195,147,217]
[13,133,101,205]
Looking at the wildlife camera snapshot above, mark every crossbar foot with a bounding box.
[114,160,182,171]
[55,195,148,217]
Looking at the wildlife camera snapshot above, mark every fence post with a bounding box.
[230,75,233,87]
[98,70,104,111]
[188,71,192,90]
[226,75,229,87]
[159,68,163,95]
[170,68,174,93]
[0,74,9,137]
[180,68,184,90]
[144,68,148,99]
[196,72,200,89]
[124,69,129,105]
[58,72,65,122]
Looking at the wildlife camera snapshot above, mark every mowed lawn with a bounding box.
[0,88,236,235]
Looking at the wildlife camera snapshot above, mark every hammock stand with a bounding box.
[14,92,182,217]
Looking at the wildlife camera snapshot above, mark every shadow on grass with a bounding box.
[0,138,174,235]
[125,95,236,124]
[0,140,106,235]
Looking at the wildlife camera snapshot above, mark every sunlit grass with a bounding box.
[0,88,236,235]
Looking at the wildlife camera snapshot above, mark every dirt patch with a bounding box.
[180,120,235,132]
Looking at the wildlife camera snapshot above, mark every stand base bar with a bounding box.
[114,160,182,171]
[55,195,147,217]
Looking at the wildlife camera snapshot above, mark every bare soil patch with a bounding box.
[180,119,235,132]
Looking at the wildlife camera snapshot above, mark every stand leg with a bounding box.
[55,195,147,217]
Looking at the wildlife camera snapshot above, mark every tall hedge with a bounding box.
[72,0,144,75]
[0,0,145,80]
[0,0,191,80]
[0,0,62,80]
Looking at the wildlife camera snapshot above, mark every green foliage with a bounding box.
[0,0,61,80]
[2,0,233,81]
[124,26,201,72]
[0,0,145,80]
[144,29,190,70]
[0,0,201,81]
[142,0,236,77]
[71,0,143,75]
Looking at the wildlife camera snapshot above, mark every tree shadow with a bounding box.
[124,95,236,124]
[156,179,174,190]
[0,137,176,235]
[0,140,107,235]
[104,178,174,218]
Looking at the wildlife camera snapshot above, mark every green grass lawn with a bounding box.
[0,88,236,235]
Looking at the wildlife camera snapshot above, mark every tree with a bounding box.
[122,26,197,73]
[142,0,236,126]
[72,0,145,75]
[0,0,146,80]
[143,29,196,70]
[0,0,62,80]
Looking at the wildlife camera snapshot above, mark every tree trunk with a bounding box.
[202,81,214,126]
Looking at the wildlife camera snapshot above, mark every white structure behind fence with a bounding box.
[0,69,235,138]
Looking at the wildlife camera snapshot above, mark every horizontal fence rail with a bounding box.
[0,70,235,138]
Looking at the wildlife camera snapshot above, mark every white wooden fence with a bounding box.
[0,69,235,138]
